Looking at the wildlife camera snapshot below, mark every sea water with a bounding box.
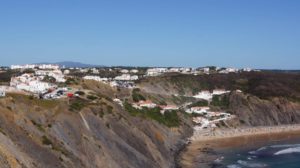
[213,139,300,168]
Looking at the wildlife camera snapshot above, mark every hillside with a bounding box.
[1,71,300,167]
[138,72,300,101]
[138,72,300,126]
[0,91,193,168]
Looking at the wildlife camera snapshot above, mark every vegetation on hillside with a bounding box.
[139,72,300,100]
[132,88,146,102]
[187,100,209,108]
[124,102,180,127]
[211,95,230,109]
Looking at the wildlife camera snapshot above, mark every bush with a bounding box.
[42,75,56,83]
[132,89,146,102]
[41,135,52,146]
[188,100,208,107]
[211,95,229,108]
[69,98,87,111]
[87,95,97,100]
[75,91,85,96]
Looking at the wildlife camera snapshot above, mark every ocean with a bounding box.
[212,139,300,168]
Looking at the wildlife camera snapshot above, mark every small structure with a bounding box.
[67,93,74,98]
[160,105,179,114]
[0,90,5,97]
[132,100,157,109]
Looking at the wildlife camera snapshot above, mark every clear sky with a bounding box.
[0,0,299,69]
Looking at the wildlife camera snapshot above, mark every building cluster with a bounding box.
[10,73,56,93]
[145,67,256,77]
[132,100,179,114]
[35,70,66,83]
[146,68,193,76]
[83,75,137,88]
[186,105,233,129]
[186,89,236,129]
[11,64,60,70]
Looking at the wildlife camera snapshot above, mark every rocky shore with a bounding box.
[178,125,300,168]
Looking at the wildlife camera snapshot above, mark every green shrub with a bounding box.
[42,75,56,83]
[69,99,87,111]
[87,95,98,100]
[41,135,52,145]
[75,91,85,96]
[132,88,146,102]
[211,95,229,108]
[31,120,45,132]
[188,100,208,107]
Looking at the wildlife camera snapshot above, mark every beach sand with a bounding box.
[179,125,300,168]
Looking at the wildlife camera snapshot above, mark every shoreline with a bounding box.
[178,125,300,168]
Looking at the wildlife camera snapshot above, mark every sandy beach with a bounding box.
[179,125,300,168]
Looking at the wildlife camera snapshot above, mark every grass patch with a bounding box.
[69,97,90,112]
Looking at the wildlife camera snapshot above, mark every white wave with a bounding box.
[214,156,224,163]
[237,160,268,168]
[249,144,300,155]
[270,144,300,149]
[249,146,267,154]
[274,147,300,155]
[227,164,242,168]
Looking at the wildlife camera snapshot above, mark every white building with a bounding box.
[160,105,179,114]
[187,106,210,114]
[212,89,230,95]
[35,70,66,83]
[193,89,230,100]
[180,68,191,73]
[146,68,168,76]
[83,76,109,82]
[203,68,210,74]
[168,68,180,73]
[130,69,139,73]
[10,74,56,93]
[63,69,70,75]
[193,91,212,100]
[219,67,239,74]
[91,68,99,74]
[11,64,36,69]
[120,69,129,74]
[11,64,59,70]
[115,74,138,81]
[242,68,252,72]
[133,100,157,109]
[38,64,59,70]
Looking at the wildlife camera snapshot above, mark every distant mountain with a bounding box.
[36,61,105,68]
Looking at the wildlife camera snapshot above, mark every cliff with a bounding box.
[229,92,300,126]
[0,93,193,168]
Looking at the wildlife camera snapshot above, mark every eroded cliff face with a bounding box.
[0,95,193,168]
[229,92,300,126]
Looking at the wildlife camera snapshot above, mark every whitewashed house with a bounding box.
[115,74,138,81]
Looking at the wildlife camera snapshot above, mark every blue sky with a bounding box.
[0,0,299,69]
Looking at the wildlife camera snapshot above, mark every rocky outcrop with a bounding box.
[229,92,300,126]
[0,95,193,168]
